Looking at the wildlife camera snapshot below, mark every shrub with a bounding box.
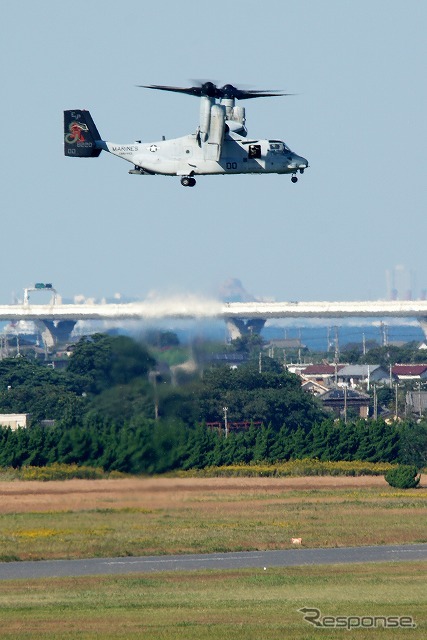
[174,459,394,478]
[19,463,105,481]
[385,465,421,489]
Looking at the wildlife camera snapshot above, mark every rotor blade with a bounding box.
[137,83,220,98]
[236,91,291,99]
[225,88,290,100]
[137,84,202,96]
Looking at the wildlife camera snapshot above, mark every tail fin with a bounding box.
[64,110,102,157]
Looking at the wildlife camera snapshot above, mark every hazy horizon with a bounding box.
[2,1,426,304]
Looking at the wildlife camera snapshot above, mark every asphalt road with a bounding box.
[1,544,426,581]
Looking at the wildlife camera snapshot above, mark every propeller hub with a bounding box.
[200,82,217,97]
[221,84,238,99]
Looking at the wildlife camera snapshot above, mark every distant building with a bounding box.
[301,379,329,396]
[300,363,344,384]
[286,363,310,376]
[337,364,389,388]
[40,420,56,428]
[264,338,306,350]
[0,414,30,430]
[406,390,427,415]
[208,353,250,367]
[320,389,370,419]
[392,365,427,381]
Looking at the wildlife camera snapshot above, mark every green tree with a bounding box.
[385,465,420,489]
[197,362,325,431]
[397,420,427,467]
[67,334,155,393]
[182,423,217,469]
[287,426,309,458]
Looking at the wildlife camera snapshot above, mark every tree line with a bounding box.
[0,333,425,473]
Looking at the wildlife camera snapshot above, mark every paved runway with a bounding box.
[1,544,426,581]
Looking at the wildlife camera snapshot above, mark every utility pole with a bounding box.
[373,385,378,420]
[223,406,229,438]
[362,332,366,356]
[395,383,398,420]
[0,335,5,360]
[259,351,262,373]
[380,322,388,347]
[344,385,347,424]
[149,370,159,421]
[334,326,340,364]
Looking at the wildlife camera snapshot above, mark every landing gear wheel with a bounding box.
[180,176,196,187]
[291,175,298,183]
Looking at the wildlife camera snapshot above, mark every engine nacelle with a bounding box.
[204,104,226,161]
[209,105,226,144]
[232,106,245,125]
[199,96,214,142]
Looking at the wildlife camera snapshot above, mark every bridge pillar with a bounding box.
[34,320,77,351]
[417,317,427,341]
[226,317,266,340]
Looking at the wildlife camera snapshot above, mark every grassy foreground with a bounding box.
[0,562,425,639]
[0,480,425,561]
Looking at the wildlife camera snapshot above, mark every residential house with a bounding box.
[337,364,389,388]
[301,379,329,396]
[406,390,427,415]
[264,338,305,350]
[320,388,370,418]
[392,364,427,382]
[300,363,345,385]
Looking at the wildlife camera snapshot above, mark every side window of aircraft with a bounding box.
[248,144,261,159]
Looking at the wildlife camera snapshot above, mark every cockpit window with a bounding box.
[269,141,291,154]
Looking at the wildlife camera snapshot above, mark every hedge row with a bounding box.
[173,458,396,477]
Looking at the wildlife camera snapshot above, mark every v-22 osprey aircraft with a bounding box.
[64,81,308,187]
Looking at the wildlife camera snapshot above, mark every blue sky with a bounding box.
[1,1,426,304]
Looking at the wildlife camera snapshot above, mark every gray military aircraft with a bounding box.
[64,81,308,187]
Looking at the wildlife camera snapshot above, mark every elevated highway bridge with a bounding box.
[2,298,427,348]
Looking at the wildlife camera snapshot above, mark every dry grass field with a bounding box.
[0,475,425,561]
[0,476,425,639]
[0,474,398,514]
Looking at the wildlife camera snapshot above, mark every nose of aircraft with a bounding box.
[287,153,308,183]
[288,154,308,171]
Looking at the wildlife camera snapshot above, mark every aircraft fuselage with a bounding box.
[101,134,308,178]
